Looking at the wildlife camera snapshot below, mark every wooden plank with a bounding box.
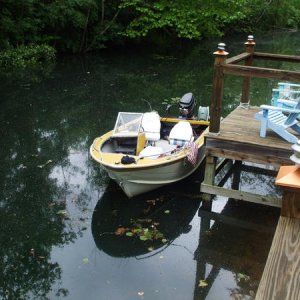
[282,190,300,218]
[200,183,282,207]
[253,52,300,64]
[202,156,216,201]
[255,217,300,300]
[206,146,292,166]
[223,64,300,82]
[226,52,251,64]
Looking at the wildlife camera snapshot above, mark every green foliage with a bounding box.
[0,0,299,54]
[0,44,56,69]
[0,0,122,53]
[229,0,300,33]
[119,0,249,39]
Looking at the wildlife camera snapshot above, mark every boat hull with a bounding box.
[103,146,205,197]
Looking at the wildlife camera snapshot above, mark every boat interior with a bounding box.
[101,112,208,158]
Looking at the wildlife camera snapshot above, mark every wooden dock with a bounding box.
[206,105,295,166]
[200,36,300,206]
[199,36,300,300]
[255,217,300,300]
[200,105,296,207]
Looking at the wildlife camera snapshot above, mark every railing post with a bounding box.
[240,35,256,107]
[209,43,229,134]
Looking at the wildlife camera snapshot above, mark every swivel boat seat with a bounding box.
[141,112,161,145]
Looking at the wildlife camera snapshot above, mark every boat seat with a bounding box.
[141,112,161,142]
[155,140,177,154]
[169,121,193,146]
[139,146,163,159]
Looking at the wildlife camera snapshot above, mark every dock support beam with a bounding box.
[240,35,255,107]
[201,158,282,207]
[201,156,216,201]
[209,43,228,134]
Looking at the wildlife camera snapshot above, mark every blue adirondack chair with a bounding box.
[271,88,300,108]
[278,82,300,91]
[255,97,300,143]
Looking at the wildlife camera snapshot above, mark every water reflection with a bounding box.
[194,200,280,300]
[92,181,201,258]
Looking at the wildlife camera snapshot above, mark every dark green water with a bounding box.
[1,32,299,300]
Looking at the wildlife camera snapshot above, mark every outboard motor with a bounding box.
[179,93,196,119]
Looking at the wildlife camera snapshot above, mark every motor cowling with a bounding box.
[179,93,195,119]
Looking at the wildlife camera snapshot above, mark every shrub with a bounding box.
[0,44,56,70]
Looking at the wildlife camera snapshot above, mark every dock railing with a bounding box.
[210,35,300,135]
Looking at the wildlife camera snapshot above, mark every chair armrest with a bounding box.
[260,105,300,114]
[278,82,300,89]
[277,99,297,106]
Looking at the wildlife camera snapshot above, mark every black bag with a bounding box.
[121,155,136,164]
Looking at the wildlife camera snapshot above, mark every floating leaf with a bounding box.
[115,227,126,235]
[230,292,243,300]
[237,273,250,282]
[126,232,133,237]
[139,235,148,241]
[164,210,170,214]
[37,160,53,169]
[82,257,89,264]
[146,200,156,205]
[57,210,67,216]
[162,238,168,243]
[198,280,208,288]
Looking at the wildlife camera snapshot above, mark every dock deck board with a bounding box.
[255,216,300,300]
[205,106,297,166]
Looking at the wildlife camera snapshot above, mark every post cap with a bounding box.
[218,43,226,50]
[245,35,255,45]
[213,43,229,56]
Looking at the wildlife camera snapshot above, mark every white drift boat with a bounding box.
[90,93,209,197]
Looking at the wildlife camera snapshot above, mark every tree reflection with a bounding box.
[0,111,77,299]
[0,63,102,299]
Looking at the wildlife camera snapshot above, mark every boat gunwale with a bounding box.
[90,118,209,170]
